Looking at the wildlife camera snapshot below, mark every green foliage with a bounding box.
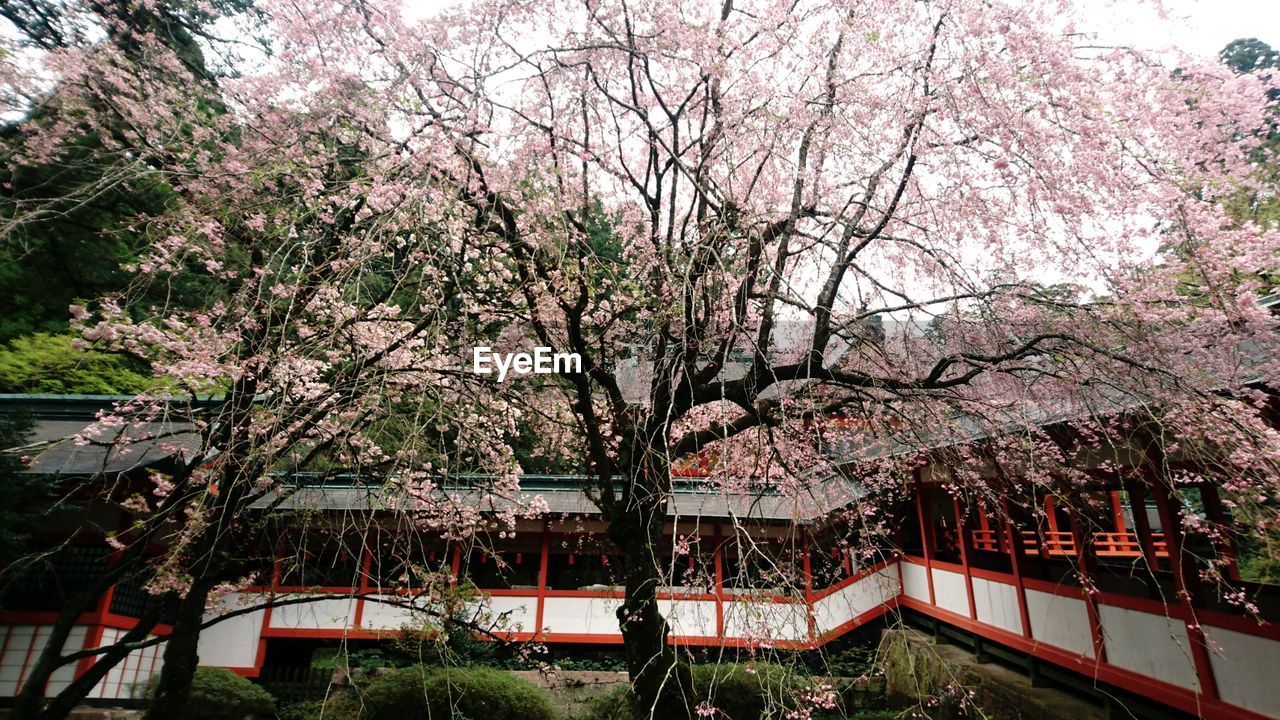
[275,695,370,720]
[352,665,557,720]
[801,638,879,679]
[544,654,627,673]
[1237,527,1280,584]
[275,699,331,720]
[1222,38,1280,83]
[142,667,276,720]
[1218,38,1280,235]
[693,663,805,720]
[578,662,866,720]
[0,130,176,343]
[577,685,637,720]
[0,333,155,393]
[1239,553,1280,584]
[312,647,391,674]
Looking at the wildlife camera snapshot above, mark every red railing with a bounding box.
[970,529,1167,558]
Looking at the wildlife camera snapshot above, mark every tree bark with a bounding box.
[9,605,84,720]
[143,579,213,720]
[36,600,165,720]
[10,542,152,720]
[608,450,693,720]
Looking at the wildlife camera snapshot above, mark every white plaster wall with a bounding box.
[469,595,536,634]
[813,566,899,636]
[930,568,971,618]
[541,596,621,635]
[197,601,266,669]
[1204,624,1280,718]
[971,578,1023,636]
[0,625,45,696]
[269,596,357,630]
[721,599,808,642]
[360,597,416,631]
[0,625,88,697]
[659,599,717,638]
[88,627,165,700]
[1097,605,1198,692]
[901,562,930,602]
[1024,588,1095,658]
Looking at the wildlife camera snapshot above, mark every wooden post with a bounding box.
[1122,477,1161,585]
[914,471,937,606]
[1147,452,1220,702]
[952,495,978,621]
[1064,492,1107,663]
[1001,498,1034,639]
[714,524,724,638]
[534,522,550,638]
[1198,483,1241,582]
[802,534,816,643]
[1110,490,1127,532]
[1152,481,1205,607]
[1044,495,1062,555]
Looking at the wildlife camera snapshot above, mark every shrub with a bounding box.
[578,663,840,720]
[141,667,276,720]
[275,694,367,720]
[577,685,638,720]
[693,663,805,720]
[0,332,155,394]
[355,665,556,720]
[275,699,327,720]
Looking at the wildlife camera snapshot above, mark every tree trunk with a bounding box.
[36,601,165,720]
[9,606,82,720]
[10,544,150,720]
[608,453,693,720]
[144,579,213,720]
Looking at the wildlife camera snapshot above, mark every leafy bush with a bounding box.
[355,665,556,720]
[577,685,638,720]
[578,663,840,720]
[141,667,276,720]
[275,699,328,720]
[276,692,365,720]
[693,663,808,720]
[0,332,155,393]
[578,661,870,717]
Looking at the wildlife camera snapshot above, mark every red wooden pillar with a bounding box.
[914,475,937,606]
[1152,481,1205,606]
[1064,494,1107,663]
[254,542,285,674]
[1123,477,1161,577]
[975,505,993,551]
[952,495,978,620]
[1198,484,1241,582]
[534,522,550,638]
[353,548,372,628]
[802,534,816,643]
[1150,470,1220,702]
[74,541,127,681]
[1109,491,1126,532]
[713,524,724,638]
[1044,495,1062,555]
[1000,498,1034,639]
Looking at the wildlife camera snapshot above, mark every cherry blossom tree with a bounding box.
[4,2,535,716]
[6,0,1280,717]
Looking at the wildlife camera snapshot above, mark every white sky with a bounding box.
[1078,0,1280,58]
[400,0,1279,59]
